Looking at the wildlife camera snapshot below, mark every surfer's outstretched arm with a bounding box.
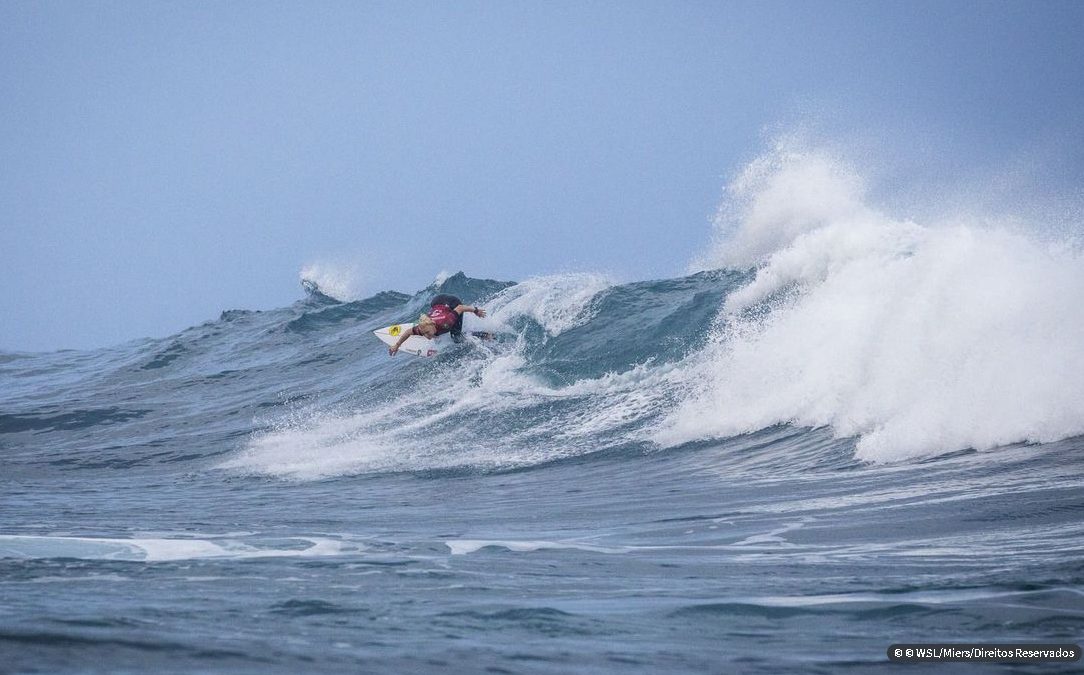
[389,326,417,356]
[453,305,486,318]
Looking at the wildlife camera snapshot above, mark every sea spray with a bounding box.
[660,146,1084,461]
[299,262,365,302]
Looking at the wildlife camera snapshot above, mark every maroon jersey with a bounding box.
[429,304,458,333]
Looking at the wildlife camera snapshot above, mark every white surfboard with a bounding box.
[373,323,445,357]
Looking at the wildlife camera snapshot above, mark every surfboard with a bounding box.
[373,323,444,357]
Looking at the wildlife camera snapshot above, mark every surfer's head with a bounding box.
[416,314,438,338]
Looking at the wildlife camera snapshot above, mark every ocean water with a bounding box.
[3,149,1084,673]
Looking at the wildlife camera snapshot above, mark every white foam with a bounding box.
[219,351,680,479]
[220,273,659,479]
[445,539,627,555]
[220,407,413,480]
[660,144,1084,462]
[0,534,352,562]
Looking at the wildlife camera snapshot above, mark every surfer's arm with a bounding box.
[453,304,486,318]
[388,326,417,355]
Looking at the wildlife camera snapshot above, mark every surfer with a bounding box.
[388,294,488,355]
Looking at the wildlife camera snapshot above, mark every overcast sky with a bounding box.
[3,0,1084,351]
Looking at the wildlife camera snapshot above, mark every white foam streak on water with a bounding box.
[445,539,628,555]
[0,534,351,562]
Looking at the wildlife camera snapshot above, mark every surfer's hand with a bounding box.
[475,307,486,318]
[388,346,398,356]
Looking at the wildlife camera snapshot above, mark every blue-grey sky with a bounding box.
[3,0,1084,351]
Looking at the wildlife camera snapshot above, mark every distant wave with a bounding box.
[299,262,364,302]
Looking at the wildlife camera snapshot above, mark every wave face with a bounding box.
[3,150,1084,672]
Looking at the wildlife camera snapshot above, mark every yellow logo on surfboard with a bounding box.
[389,325,401,337]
